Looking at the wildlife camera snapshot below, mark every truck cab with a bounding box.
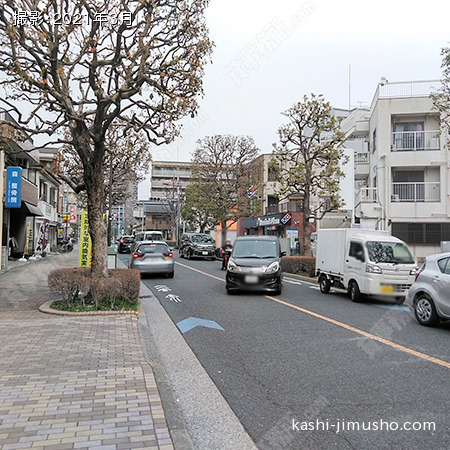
[316,229,418,303]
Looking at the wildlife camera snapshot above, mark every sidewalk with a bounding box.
[0,252,174,449]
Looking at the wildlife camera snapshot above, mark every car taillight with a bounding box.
[133,252,144,258]
[163,252,173,258]
[415,264,425,280]
[121,239,125,243]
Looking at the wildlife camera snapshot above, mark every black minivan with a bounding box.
[226,236,285,295]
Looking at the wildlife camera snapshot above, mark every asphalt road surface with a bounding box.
[120,251,449,449]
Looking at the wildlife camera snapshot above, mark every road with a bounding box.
[119,251,449,449]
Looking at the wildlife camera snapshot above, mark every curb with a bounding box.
[39,300,140,316]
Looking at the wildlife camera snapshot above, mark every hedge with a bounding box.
[281,256,316,278]
[48,267,141,308]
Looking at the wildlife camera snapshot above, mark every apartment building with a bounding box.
[351,80,448,259]
[0,112,43,264]
[150,161,192,198]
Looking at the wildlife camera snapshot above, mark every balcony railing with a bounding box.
[392,182,440,202]
[392,130,440,151]
[265,205,279,214]
[354,152,369,164]
[356,187,377,203]
[379,80,441,98]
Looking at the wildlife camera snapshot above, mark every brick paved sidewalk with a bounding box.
[0,253,174,450]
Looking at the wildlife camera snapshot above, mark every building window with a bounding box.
[371,128,377,153]
[268,166,279,182]
[39,180,47,202]
[392,223,450,245]
[392,122,424,151]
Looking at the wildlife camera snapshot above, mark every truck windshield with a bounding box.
[367,241,415,264]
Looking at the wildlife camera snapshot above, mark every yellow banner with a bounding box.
[79,210,92,267]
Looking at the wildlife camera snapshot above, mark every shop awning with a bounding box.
[20,201,44,217]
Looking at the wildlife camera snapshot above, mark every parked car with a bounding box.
[117,235,134,253]
[408,252,450,326]
[226,236,285,295]
[179,233,217,260]
[129,241,174,277]
[134,230,165,242]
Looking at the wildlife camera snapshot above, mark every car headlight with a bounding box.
[366,263,382,274]
[265,261,279,274]
[227,260,241,272]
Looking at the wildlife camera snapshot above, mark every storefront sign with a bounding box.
[258,216,280,226]
[286,228,299,250]
[35,219,49,253]
[79,210,92,267]
[281,213,291,225]
[6,166,22,208]
[70,205,77,223]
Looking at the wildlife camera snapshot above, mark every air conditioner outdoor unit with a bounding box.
[391,194,400,202]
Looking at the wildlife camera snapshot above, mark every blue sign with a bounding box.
[6,166,22,208]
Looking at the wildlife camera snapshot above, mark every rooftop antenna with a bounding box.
[348,65,351,110]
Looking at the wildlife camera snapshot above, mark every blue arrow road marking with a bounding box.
[177,317,225,334]
[373,304,411,311]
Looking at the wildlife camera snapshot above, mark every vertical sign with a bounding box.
[79,210,92,267]
[70,205,77,223]
[35,219,49,253]
[6,166,22,208]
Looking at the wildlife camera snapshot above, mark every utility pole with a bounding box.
[0,148,4,269]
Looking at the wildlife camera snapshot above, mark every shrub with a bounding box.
[281,256,316,277]
[48,268,90,306]
[108,268,141,304]
[48,267,141,309]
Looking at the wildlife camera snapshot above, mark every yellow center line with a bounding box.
[175,261,450,370]
[175,261,225,282]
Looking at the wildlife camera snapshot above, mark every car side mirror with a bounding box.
[280,251,286,257]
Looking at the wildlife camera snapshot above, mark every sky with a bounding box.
[150,0,450,163]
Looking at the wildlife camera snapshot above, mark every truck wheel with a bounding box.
[319,275,331,294]
[349,280,362,302]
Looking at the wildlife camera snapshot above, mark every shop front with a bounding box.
[239,211,306,254]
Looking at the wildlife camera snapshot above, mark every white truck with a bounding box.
[315,229,418,303]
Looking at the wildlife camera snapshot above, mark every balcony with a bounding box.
[355,187,377,204]
[265,205,279,214]
[392,182,440,202]
[354,152,369,179]
[392,130,440,152]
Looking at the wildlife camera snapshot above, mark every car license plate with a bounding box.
[245,275,259,284]
[202,251,208,255]
[380,285,394,294]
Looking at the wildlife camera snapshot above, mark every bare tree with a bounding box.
[432,46,450,128]
[271,94,347,256]
[0,0,212,276]
[190,135,261,245]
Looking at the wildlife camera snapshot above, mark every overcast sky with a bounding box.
[150,0,449,163]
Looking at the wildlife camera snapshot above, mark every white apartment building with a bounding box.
[348,80,448,259]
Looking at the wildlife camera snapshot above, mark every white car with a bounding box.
[408,252,450,326]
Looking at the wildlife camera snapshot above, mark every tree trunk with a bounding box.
[85,157,108,278]
[220,221,228,248]
[303,192,312,257]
